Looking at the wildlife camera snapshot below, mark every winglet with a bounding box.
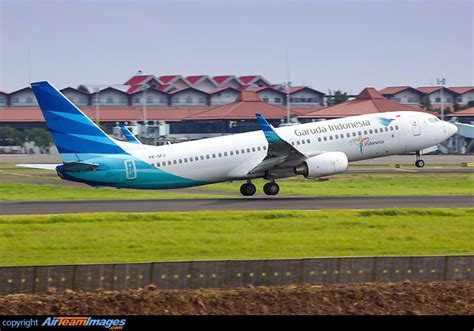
[256,113,282,143]
[120,124,142,144]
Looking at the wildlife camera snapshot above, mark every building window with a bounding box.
[160,97,167,104]
[446,97,452,103]
[392,97,401,102]
[274,97,281,103]
[198,97,206,104]
[262,97,269,103]
[457,97,463,103]
[134,97,140,103]
[0,96,5,104]
[146,96,153,103]
[11,97,19,104]
[173,97,180,104]
[120,97,128,104]
[25,96,34,103]
[185,96,193,104]
[106,96,114,104]
[435,97,441,103]
[407,97,418,103]
[79,97,87,104]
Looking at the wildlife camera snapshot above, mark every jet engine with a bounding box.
[294,152,348,178]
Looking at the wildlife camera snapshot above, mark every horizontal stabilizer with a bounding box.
[16,164,59,170]
[62,161,99,172]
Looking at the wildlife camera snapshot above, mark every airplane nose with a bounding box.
[444,122,458,136]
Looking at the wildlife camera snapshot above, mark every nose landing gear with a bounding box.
[415,151,425,168]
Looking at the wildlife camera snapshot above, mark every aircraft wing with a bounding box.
[248,114,322,175]
[120,124,142,144]
[17,161,99,172]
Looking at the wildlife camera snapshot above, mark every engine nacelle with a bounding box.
[294,152,348,178]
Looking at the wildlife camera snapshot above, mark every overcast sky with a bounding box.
[0,0,473,93]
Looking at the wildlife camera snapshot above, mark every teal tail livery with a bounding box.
[21,81,458,195]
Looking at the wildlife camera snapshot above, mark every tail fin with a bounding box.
[120,124,142,144]
[31,81,125,158]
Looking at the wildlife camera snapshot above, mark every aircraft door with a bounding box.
[124,160,137,180]
[410,117,421,136]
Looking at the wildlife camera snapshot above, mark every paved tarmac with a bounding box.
[0,196,472,215]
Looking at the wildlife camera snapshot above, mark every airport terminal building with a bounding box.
[0,73,473,152]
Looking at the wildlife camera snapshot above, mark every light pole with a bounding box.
[94,87,100,125]
[436,78,446,120]
[142,83,148,143]
[286,81,291,124]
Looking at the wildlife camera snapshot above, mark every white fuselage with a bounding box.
[118,111,457,184]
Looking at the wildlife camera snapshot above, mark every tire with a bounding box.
[240,183,256,196]
[415,160,425,168]
[263,182,280,196]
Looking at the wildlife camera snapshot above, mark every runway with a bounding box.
[0,196,472,215]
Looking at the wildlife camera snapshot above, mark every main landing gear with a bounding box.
[239,180,280,196]
[240,181,256,196]
[415,151,425,168]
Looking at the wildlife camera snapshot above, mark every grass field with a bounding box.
[0,208,472,266]
[0,172,472,201]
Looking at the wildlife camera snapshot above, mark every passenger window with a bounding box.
[358,131,362,136]
[206,155,210,159]
[173,160,177,165]
[189,158,193,162]
[230,151,234,155]
[385,127,389,132]
[302,140,306,144]
[212,154,216,158]
[236,150,239,155]
[329,136,333,140]
[323,137,327,141]
[241,149,245,153]
[335,135,339,140]
[179,159,182,164]
[246,148,250,153]
[296,141,300,145]
[200,156,204,160]
[252,147,256,152]
[263,146,267,150]
[168,161,171,165]
[318,137,322,142]
[390,127,394,131]
[346,133,350,138]
[257,147,261,151]
[369,129,373,134]
[291,141,295,145]
[307,139,310,143]
[395,125,399,130]
[224,152,227,156]
[364,130,368,135]
[218,153,222,157]
[156,162,160,167]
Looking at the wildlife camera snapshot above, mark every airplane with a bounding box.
[21,81,458,196]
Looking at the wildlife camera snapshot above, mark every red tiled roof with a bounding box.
[159,75,179,84]
[207,86,239,94]
[0,107,212,122]
[299,87,426,118]
[239,76,258,84]
[168,87,209,95]
[186,75,205,84]
[291,107,325,116]
[158,84,171,92]
[188,91,288,120]
[283,86,325,95]
[124,75,149,85]
[446,107,474,116]
[212,76,232,84]
[356,87,385,100]
[126,85,142,94]
[448,86,474,94]
[379,86,414,95]
[417,86,459,95]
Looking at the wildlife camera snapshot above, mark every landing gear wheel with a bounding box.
[240,183,256,196]
[263,182,280,196]
[415,159,425,168]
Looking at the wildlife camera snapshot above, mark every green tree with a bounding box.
[467,100,474,108]
[328,89,349,105]
[0,126,24,146]
[24,128,52,149]
[420,95,432,111]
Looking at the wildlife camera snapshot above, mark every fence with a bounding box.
[0,255,472,295]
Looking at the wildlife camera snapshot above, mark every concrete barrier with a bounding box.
[0,255,472,295]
